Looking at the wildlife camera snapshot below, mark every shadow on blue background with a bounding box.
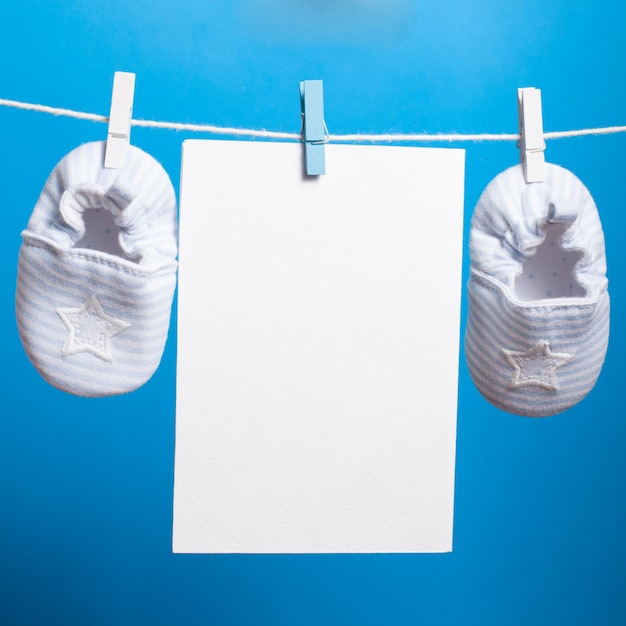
[0,1,624,624]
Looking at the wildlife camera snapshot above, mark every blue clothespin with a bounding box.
[300,80,327,176]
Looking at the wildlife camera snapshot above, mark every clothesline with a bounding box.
[2,97,626,143]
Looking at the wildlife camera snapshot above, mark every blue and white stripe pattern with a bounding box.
[465,163,609,417]
[16,141,178,397]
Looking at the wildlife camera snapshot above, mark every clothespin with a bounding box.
[517,87,545,183]
[300,80,327,176]
[104,71,136,169]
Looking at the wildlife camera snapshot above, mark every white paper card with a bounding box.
[173,140,465,553]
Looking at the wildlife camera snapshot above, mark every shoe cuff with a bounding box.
[469,163,608,300]
[25,141,178,267]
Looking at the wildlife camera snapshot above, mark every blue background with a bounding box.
[1,1,625,624]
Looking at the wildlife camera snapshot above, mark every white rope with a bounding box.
[2,97,626,143]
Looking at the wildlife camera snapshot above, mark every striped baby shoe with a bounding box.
[465,163,609,417]
[16,141,178,397]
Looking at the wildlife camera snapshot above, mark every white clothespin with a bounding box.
[104,71,136,169]
[517,87,545,183]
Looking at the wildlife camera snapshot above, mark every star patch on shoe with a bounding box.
[57,295,130,362]
[503,341,573,391]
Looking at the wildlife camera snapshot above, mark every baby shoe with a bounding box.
[465,163,609,417]
[16,141,178,397]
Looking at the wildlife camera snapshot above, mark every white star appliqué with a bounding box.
[503,340,573,391]
[56,295,130,362]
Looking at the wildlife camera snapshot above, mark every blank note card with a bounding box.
[173,140,465,553]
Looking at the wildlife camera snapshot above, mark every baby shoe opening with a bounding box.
[514,221,586,301]
[60,182,140,262]
[74,202,129,258]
